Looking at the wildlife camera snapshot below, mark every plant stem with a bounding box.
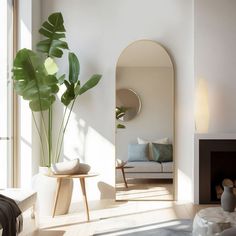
[56,99,76,162]
[54,106,68,163]
[48,107,52,167]
[40,110,50,164]
[32,112,46,166]
[26,55,49,161]
[50,107,53,164]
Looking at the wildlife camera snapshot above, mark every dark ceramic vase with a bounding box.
[221,186,236,212]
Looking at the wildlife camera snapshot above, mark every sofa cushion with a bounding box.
[128,144,149,162]
[161,162,173,172]
[137,137,169,161]
[152,143,173,162]
[126,161,162,173]
[137,137,169,144]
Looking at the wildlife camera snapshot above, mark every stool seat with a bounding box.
[0,188,37,235]
[0,188,37,212]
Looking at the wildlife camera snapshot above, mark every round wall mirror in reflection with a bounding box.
[116,88,141,121]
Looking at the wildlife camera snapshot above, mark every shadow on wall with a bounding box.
[98,182,115,199]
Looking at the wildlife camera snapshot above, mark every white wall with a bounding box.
[41,0,194,201]
[116,67,174,161]
[194,0,236,202]
[195,0,236,133]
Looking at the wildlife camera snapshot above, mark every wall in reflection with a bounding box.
[116,66,173,161]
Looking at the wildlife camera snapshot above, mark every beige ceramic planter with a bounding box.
[32,167,73,216]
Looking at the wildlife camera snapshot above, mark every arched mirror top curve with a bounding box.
[117,40,173,68]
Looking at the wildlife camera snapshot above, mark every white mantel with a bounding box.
[194,133,236,204]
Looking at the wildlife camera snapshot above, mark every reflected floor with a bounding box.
[116,179,173,201]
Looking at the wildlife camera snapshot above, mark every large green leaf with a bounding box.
[61,80,75,106]
[36,12,68,58]
[78,74,102,95]
[30,96,55,111]
[74,83,80,96]
[12,48,59,111]
[60,52,80,106]
[69,52,80,83]
[58,74,66,85]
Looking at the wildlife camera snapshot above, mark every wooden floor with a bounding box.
[20,180,214,236]
[116,179,174,201]
[21,181,218,236]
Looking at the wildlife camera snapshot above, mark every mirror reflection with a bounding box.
[115,40,174,201]
[116,88,141,121]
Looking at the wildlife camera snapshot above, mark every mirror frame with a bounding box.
[115,39,175,201]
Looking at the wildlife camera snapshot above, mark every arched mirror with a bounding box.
[116,88,141,121]
[115,40,174,201]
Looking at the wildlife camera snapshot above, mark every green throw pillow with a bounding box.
[152,143,173,162]
[128,144,149,162]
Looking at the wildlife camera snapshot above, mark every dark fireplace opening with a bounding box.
[210,151,236,202]
[199,139,236,204]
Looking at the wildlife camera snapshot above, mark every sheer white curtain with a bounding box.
[0,0,13,188]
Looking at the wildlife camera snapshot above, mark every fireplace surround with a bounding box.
[199,139,236,204]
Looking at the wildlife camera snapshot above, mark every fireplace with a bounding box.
[199,139,236,204]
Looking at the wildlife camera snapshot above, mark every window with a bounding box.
[0,0,14,187]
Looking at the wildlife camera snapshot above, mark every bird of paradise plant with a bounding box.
[12,12,101,167]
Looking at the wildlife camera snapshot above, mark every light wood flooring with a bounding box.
[116,179,174,201]
[21,180,218,236]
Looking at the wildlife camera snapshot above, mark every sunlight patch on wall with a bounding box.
[85,126,115,200]
[195,78,209,133]
[63,114,86,161]
[64,116,115,201]
[177,169,192,201]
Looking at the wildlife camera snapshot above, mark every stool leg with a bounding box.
[31,204,36,219]
[79,178,90,221]
[121,167,128,188]
[52,178,62,217]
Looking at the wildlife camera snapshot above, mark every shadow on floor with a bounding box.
[93,219,192,236]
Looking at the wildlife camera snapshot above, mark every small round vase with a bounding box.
[221,186,236,212]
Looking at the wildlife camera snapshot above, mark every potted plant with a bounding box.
[116,106,127,129]
[12,12,101,167]
[12,12,101,215]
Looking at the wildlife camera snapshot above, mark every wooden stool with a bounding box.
[47,173,98,221]
[116,166,133,188]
